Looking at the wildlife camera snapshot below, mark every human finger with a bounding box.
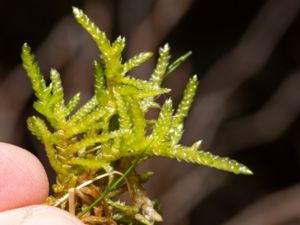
[0,205,84,225]
[0,142,49,211]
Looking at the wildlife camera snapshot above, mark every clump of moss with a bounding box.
[22,7,252,225]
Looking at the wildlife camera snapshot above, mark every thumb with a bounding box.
[0,142,49,211]
[0,205,84,225]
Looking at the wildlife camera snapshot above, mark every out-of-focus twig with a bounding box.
[126,0,194,80]
[184,0,300,146]
[161,168,226,225]
[128,0,194,53]
[214,69,300,151]
[223,183,300,225]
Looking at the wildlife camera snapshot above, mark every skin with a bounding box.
[0,142,84,225]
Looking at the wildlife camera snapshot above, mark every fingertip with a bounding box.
[0,142,49,211]
[0,205,84,225]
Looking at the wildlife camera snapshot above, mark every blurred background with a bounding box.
[1,0,300,224]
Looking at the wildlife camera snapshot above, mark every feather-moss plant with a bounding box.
[22,7,252,225]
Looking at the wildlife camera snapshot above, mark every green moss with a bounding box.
[22,7,252,225]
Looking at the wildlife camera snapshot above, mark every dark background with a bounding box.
[1,0,300,224]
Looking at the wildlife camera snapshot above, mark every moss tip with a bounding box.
[240,166,253,175]
[72,6,81,17]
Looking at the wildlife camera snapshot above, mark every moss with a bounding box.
[22,7,252,225]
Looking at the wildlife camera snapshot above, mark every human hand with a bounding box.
[0,142,84,225]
